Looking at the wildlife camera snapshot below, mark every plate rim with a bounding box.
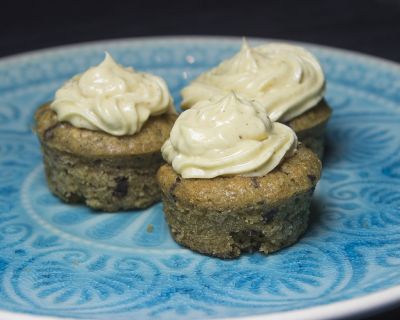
[1,285,399,320]
[1,35,400,320]
[0,35,400,72]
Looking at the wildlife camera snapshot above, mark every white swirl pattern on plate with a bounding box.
[0,38,400,319]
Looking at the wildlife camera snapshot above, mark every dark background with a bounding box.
[1,0,400,62]
[1,0,400,319]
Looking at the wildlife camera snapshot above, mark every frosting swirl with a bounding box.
[181,40,325,122]
[51,53,173,136]
[162,93,297,179]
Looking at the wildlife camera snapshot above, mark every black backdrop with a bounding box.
[1,1,400,319]
[1,0,399,61]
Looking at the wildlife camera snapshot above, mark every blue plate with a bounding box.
[1,37,400,320]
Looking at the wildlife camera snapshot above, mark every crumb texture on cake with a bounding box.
[286,99,332,158]
[35,104,177,211]
[35,104,177,158]
[43,146,162,211]
[157,146,322,258]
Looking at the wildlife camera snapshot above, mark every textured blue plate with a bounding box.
[1,37,400,320]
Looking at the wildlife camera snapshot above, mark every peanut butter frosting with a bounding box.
[51,53,173,136]
[181,40,325,122]
[162,93,297,178]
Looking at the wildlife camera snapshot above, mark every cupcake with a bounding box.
[181,40,332,158]
[157,93,321,258]
[35,53,177,211]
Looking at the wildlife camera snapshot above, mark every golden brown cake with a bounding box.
[35,53,176,211]
[157,93,321,258]
[36,104,176,211]
[285,99,331,158]
[157,146,321,258]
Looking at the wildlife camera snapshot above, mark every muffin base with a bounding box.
[163,188,313,258]
[286,99,332,158]
[35,104,176,211]
[42,146,162,211]
[157,146,321,258]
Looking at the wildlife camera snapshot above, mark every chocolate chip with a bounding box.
[307,174,316,183]
[250,177,260,188]
[247,243,261,253]
[66,192,84,203]
[43,124,59,140]
[169,176,181,202]
[247,229,260,237]
[308,186,316,196]
[261,208,277,224]
[113,176,129,198]
[230,229,263,252]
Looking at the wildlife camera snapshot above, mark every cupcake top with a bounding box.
[181,40,325,122]
[51,53,173,136]
[162,93,297,179]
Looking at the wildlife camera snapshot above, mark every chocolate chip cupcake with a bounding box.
[181,40,332,158]
[157,93,321,258]
[35,53,176,211]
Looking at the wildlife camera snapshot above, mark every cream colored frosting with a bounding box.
[181,40,325,122]
[51,53,173,136]
[162,93,297,179]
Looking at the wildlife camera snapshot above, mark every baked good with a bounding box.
[157,93,321,258]
[180,40,332,158]
[286,99,331,158]
[35,53,176,211]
